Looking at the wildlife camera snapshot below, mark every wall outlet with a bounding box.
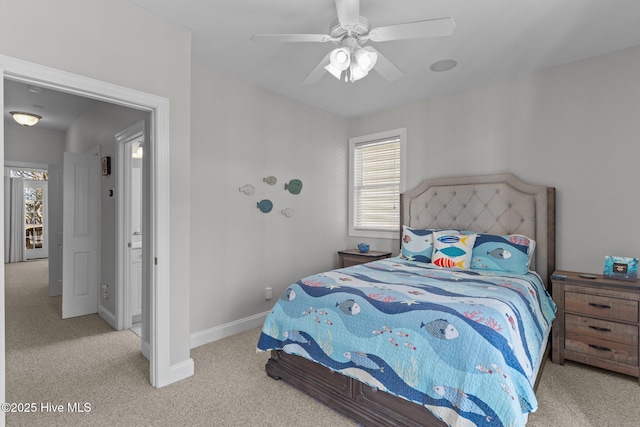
[102,284,109,300]
[265,287,272,300]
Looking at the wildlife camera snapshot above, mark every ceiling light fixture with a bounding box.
[10,111,42,127]
[324,42,379,83]
[354,47,377,73]
[325,47,351,79]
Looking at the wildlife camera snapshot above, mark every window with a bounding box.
[349,128,405,239]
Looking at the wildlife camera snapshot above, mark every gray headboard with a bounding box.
[400,173,556,287]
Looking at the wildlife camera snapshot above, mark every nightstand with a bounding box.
[338,249,392,268]
[551,270,640,382]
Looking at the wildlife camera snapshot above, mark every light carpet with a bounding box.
[5,259,640,426]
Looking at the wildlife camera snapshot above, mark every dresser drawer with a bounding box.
[338,250,392,268]
[565,314,638,345]
[566,332,638,365]
[340,255,369,267]
[565,292,638,322]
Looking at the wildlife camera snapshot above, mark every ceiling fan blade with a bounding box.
[303,53,331,84]
[251,34,333,43]
[365,47,403,81]
[335,0,360,27]
[368,17,456,42]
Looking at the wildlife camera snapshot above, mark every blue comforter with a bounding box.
[257,257,556,426]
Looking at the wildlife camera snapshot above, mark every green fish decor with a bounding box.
[285,179,303,195]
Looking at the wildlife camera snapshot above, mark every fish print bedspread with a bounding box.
[257,257,556,427]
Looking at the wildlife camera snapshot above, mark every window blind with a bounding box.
[353,137,400,231]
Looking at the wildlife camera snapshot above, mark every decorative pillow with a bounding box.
[431,230,476,269]
[400,226,436,263]
[400,226,459,263]
[470,234,536,274]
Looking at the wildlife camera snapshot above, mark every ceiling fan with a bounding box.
[250,0,456,84]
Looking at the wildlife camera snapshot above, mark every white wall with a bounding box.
[0,0,192,371]
[349,45,640,274]
[4,123,65,165]
[65,101,148,317]
[189,63,349,340]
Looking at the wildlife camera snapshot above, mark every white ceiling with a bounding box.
[4,0,640,130]
[3,79,96,132]
[130,0,640,118]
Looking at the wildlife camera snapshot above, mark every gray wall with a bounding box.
[4,123,65,165]
[349,44,640,275]
[189,63,349,335]
[0,0,192,369]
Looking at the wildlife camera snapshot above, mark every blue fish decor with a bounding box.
[434,246,467,258]
[257,199,273,213]
[285,179,303,195]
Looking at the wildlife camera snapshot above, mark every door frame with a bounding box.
[0,54,174,391]
[115,121,144,333]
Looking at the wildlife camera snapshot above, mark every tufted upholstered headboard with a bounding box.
[400,173,556,287]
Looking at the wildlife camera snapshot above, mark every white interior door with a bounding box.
[62,149,100,319]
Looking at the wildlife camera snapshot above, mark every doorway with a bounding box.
[1,54,177,392]
[4,166,49,262]
[23,177,48,260]
[115,121,145,338]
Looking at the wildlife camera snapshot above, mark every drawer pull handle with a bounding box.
[588,303,611,309]
[588,344,611,352]
[588,325,611,333]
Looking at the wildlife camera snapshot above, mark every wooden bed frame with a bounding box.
[265,173,556,427]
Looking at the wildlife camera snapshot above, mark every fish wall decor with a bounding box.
[285,179,303,195]
[281,208,294,218]
[257,199,273,213]
[263,176,277,185]
[238,184,255,195]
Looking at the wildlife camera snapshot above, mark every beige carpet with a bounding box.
[5,259,640,426]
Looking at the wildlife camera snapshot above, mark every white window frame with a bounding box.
[348,128,406,239]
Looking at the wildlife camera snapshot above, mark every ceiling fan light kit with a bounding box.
[329,47,351,70]
[251,0,456,84]
[325,41,378,82]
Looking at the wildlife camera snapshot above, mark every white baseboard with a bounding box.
[167,358,194,385]
[98,305,117,329]
[190,311,270,349]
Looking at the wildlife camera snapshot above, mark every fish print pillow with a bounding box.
[470,233,536,274]
[431,231,477,269]
[400,226,458,263]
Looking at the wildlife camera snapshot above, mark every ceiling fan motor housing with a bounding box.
[329,16,370,43]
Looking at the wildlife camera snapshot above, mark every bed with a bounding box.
[257,173,556,427]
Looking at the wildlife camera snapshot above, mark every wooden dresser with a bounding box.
[551,270,640,381]
[338,249,392,268]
